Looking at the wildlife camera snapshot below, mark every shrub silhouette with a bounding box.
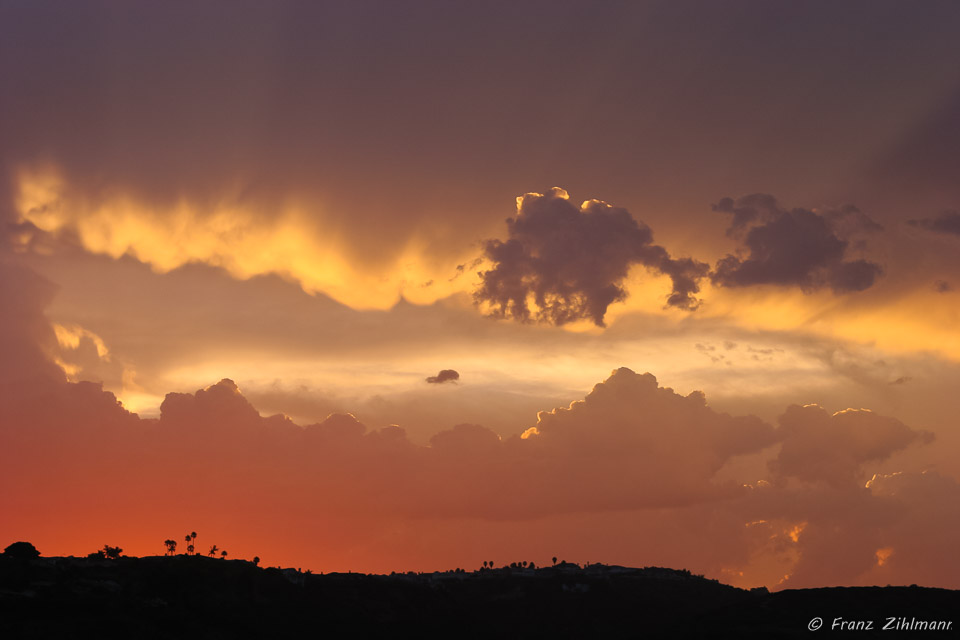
[102,545,123,559]
[3,541,40,558]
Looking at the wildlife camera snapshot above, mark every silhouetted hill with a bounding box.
[0,556,956,638]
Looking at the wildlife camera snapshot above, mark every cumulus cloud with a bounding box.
[769,404,932,488]
[0,367,777,549]
[1,265,955,587]
[515,368,776,509]
[860,471,960,586]
[0,359,954,587]
[908,210,960,236]
[474,188,709,326]
[425,369,460,384]
[735,469,960,589]
[0,262,65,384]
[711,194,883,293]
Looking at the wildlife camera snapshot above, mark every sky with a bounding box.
[2,0,960,589]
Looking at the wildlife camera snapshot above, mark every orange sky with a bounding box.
[3,1,960,590]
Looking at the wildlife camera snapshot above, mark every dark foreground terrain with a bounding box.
[1,556,957,638]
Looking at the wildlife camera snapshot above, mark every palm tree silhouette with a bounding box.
[164,539,177,556]
[185,531,197,555]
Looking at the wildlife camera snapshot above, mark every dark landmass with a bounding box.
[1,555,957,638]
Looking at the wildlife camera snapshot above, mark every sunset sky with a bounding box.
[2,1,960,589]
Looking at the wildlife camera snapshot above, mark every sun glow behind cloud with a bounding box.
[15,168,960,366]
[15,168,478,310]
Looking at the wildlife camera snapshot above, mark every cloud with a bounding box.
[2,364,779,522]
[934,280,952,293]
[859,471,960,587]
[737,469,960,589]
[475,188,709,326]
[425,369,460,384]
[0,265,955,587]
[0,352,954,587]
[711,194,883,293]
[514,368,777,509]
[769,404,932,488]
[0,262,65,384]
[159,378,262,430]
[870,84,960,201]
[908,210,960,236]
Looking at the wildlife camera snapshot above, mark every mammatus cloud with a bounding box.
[474,188,709,326]
[908,210,960,236]
[426,369,460,384]
[711,194,883,293]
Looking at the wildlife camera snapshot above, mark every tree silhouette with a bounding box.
[102,545,122,559]
[253,556,260,566]
[164,539,177,556]
[208,545,219,557]
[552,556,557,566]
[220,550,228,559]
[185,531,197,555]
[2,541,40,559]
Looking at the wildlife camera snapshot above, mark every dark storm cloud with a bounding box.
[871,83,960,201]
[475,189,709,326]
[908,211,960,236]
[711,194,883,293]
[426,369,460,384]
[3,1,960,294]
